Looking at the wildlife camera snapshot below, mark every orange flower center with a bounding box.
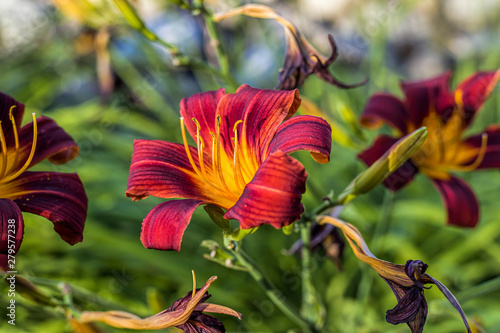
[180,116,256,209]
[410,92,488,180]
[0,106,38,184]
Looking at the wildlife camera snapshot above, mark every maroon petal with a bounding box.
[225,151,306,229]
[15,116,79,167]
[218,86,301,162]
[126,140,210,202]
[268,115,331,163]
[386,286,425,326]
[358,135,418,191]
[180,88,226,157]
[461,125,500,169]
[0,92,25,145]
[455,70,500,126]
[401,72,455,126]
[431,176,479,227]
[360,93,410,134]
[0,199,24,271]
[8,171,87,244]
[140,199,204,251]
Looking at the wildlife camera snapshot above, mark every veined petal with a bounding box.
[15,116,79,167]
[0,199,24,271]
[455,70,500,126]
[126,140,211,202]
[386,286,426,328]
[360,93,410,134]
[180,88,226,157]
[268,115,331,163]
[219,86,301,162]
[401,72,454,126]
[0,92,24,144]
[225,151,306,229]
[358,135,418,191]
[460,125,500,169]
[7,171,87,245]
[431,176,479,227]
[141,199,204,251]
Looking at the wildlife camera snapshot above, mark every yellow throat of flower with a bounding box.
[180,116,255,208]
[0,106,38,184]
[411,92,488,180]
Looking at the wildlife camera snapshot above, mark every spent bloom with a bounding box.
[214,4,366,90]
[318,215,471,333]
[0,92,87,270]
[359,71,500,227]
[79,274,241,332]
[126,85,331,251]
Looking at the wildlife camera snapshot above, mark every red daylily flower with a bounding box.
[359,71,500,227]
[126,85,331,251]
[0,92,88,270]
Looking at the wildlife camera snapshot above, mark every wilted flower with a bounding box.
[126,85,331,251]
[79,274,241,332]
[317,215,471,333]
[0,92,87,270]
[359,71,500,227]
[214,4,366,90]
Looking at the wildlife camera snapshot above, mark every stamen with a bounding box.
[191,270,196,300]
[232,120,246,189]
[180,117,202,177]
[0,113,37,184]
[214,115,232,193]
[192,118,206,176]
[0,121,7,178]
[453,133,488,172]
[9,106,20,173]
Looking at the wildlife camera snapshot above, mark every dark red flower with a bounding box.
[126,85,331,251]
[359,71,500,227]
[0,92,87,270]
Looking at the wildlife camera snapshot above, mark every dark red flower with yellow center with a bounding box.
[126,85,332,251]
[359,71,500,227]
[0,92,88,270]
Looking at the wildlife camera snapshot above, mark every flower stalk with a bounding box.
[226,244,318,333]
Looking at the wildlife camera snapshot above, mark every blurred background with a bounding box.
[1,0,500,332]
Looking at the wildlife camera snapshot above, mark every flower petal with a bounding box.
[460,125,500,169]
[455,70,500,126]
[0,92,25,145]
[431,176,479,227]
[8,171,87,244]
[141,199,204,251]
[180,88,226,156]
[358,135,418,191]
[401,72,454,126]
[0,199,24,271]
[126,140,210,202]
[268,115,331,163]
[13,116,79,168]
[225,151,306,229]
[386,286,426,328]
[218,85,301,162]
[360,93,410,134]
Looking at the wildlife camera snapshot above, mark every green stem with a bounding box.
[299,222,316,323]
[229,247,316,333]
[202,8,239,90]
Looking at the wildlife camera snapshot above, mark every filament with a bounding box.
[1,113,38,184]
